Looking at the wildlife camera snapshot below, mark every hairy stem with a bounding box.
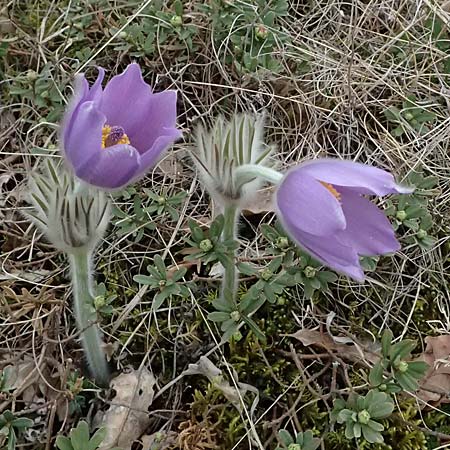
[221,204,239,307]
[69,250,109,386]
[234,164,284,185]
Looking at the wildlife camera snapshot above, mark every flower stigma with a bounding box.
[102,125,130,148]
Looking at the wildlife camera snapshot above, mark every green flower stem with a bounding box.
[235,164,284,185]
[69,250,109,386]
[222,204,239,307]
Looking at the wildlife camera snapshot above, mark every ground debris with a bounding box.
[96,368,156,450]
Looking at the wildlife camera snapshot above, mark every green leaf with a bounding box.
[8,428,16,450]
[11,417,33,429]
[390,339,416,362]
[392,125,404,137]
[153,255,167,277]
[384,106,401,121]
[406,361,429,378]
[243,316,266,342]
[70,421,90,450]
[361,424,384,444]
[212,296,232,312]
[208,312,230,322]
[133,275,154,285]
[369,362,384,386]
[278,429,294,445]
[381,330,393,357]
[395,371,419,392]
[87,427,106,450]
[56,436,74,450]
[174,0,183,16]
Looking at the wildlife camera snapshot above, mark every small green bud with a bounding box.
[199,239,213,252]
[287,444,301,450]
[170,15,183,27]
[26,70,38,81]
[157,196,166,205]
[94,295,105,309]
[118,31,127,39]
[277,297,286,306]
[358,409,371,425]
[74,22,84,30]
[396,210,407,221]
[276,236,289,249]
[397,361,409,373]
[417,229,427,239]
[230,311,240,322]
[304,266,317,278]
[379,383,387,391]
[404,112,414,121]
[255,24,269,40]
[260,268,273,281]
[158,279,166,289]
[232,330,243,341]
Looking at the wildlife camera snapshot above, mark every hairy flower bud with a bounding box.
[191,113,275,208]
[27,161,110,254]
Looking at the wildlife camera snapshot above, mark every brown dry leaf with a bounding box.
[241,186,276,214]
[416,335,450,406]
[98,368,156,450]
[289,329,379,365]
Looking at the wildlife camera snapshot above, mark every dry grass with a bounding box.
[1,0,450,448]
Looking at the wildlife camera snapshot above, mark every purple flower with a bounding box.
[61,63,182,189]
[275,159,413,281]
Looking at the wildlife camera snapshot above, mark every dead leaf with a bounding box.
[416,335,450,406]
[289,329,379,365]
[241,186,275,214]
[97,368,156,450]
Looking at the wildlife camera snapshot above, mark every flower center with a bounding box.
[320,181,341,201]
[102,125,130,148]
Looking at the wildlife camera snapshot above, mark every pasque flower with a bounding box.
[275,160,413,281]
[62,63,182,189]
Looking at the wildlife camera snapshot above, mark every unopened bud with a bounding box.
[255,24,269,40]
[304,266,317,278]
[358,409,371,424]
[170,15,183,27]
[230,311,240,322]
[260,268,273,281]
[396,210,407,221]
[417,229,427,239]
[199,239,213,252]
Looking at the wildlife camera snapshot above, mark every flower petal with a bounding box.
[63,101,105,173]
[134,128,183,179]
[62,68,105,145]
[77,144,141,189]
[281,225,364,281]
[337,189,400,256]
[276,169,346,236]
[299,159,413,195]
[84,66,105,103]
[61,74,88,145]
[100,64,154,145]
[128,90,180,153]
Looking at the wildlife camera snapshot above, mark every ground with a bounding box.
[1,0,450,449]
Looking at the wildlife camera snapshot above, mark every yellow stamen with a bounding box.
[101,125,130,148]
[320,181,341,201]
